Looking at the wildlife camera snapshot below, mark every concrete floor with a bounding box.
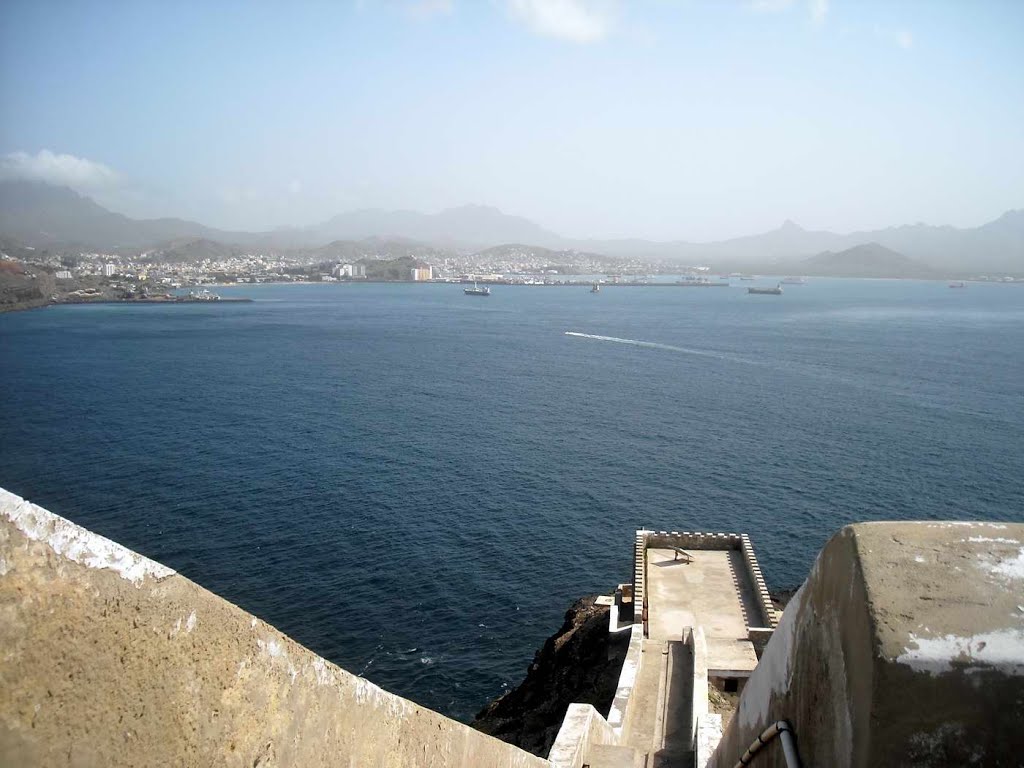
[645,548,760,672]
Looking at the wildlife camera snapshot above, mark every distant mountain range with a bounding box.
[0,180,242,250]
[1,179,1021,274]
[308,205,559,249]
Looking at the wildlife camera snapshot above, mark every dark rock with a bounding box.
[471,595,628,757]
[770,587,799,612]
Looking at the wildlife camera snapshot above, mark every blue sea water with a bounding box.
[2,279,1023,720]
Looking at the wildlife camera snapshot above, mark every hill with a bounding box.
[573,213,1023,273]
[0,258,55,312]
[309,205,560,249]
[474,243,612,261]
[312,238,452,262]
[144,238,248,263]
[795,243,938,278]
[0,180,256,250]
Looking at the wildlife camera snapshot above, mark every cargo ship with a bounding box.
[748,284,783,295]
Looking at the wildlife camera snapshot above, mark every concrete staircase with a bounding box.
[585,744,646,768]
[615,638,696,768]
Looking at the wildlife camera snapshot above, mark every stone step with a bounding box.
[585,743,646,768]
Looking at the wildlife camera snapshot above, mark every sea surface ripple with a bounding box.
[2,279,1022,720]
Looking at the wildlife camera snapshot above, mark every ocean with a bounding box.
[1,279,1022,721]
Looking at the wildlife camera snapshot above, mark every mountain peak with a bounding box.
[779,219,803,232]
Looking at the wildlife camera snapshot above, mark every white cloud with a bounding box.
[0,149,118,189]
[808,0,828,24]
[505,0,616,44]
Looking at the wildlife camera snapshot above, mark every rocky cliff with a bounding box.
[472,596,629,757]
[0,259,54,312]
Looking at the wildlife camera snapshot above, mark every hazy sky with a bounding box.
[1,0,1022,240]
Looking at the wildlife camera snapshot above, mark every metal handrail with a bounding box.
[732,720,802,768]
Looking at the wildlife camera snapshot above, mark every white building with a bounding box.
[55,270,73,280]
[335,263,366,278]
[103,263,116,277]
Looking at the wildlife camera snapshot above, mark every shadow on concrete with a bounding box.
[652,641,695,768]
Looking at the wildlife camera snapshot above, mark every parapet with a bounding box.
[0,488,547,768]
[709,521,1024,767]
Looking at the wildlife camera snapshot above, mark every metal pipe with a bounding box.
[732,720,802,768]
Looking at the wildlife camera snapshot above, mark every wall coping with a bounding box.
[606,624,644,736]
[548,703,618,768]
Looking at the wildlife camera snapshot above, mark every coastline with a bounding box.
[1,296,255,315]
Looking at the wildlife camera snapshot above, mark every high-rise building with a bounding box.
[103,263,116,277]
[410,266,432,282]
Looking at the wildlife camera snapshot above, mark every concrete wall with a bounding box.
[688,627,709,750]
[709,521,1024,768]
[547,704,617,768]
[606,625,644,736]
[0,488,548,768]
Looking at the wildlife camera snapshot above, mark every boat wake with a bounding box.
[564,331,763,366]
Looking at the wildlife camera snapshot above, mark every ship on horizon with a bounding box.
[748,283,783,295]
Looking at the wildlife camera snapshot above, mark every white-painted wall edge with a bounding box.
[607,624,643,736]
[548,703,617,768]
[0,487,175,586]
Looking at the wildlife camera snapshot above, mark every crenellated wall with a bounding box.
[635,530,776,630]
[0,489,548,768]
[738,534,777,629]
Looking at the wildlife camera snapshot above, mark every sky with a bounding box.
[1,0,1022,241]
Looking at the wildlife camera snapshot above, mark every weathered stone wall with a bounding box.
[0,488,548,768]
[709,521,1024,768]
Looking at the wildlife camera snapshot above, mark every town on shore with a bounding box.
[3,244,1022,314]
